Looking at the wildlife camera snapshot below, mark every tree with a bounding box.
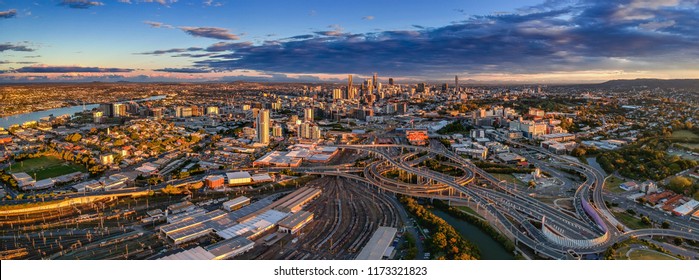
[431,232,448,250]
[571,147,587,157]
[668,176,692,189]
[661,221,670,229]
[673,237,684,246]
[641,216,652,225]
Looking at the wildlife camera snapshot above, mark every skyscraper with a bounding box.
[304,107,314,122]
[372,73,378,91]
[256,109,270,144]
[112,103,126,117]
[348,74,353,94]
[388,78,394,85]
[455,75,459,90]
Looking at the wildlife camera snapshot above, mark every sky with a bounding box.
[1,0,699,84]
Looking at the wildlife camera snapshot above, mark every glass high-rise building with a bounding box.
[256,109,270,144]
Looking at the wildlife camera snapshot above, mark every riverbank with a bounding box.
[431,200,517,260]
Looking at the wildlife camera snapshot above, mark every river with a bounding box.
[431,209,515,260]
[0,95,166,129]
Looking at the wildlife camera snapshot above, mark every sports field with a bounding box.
[7,156,86,180]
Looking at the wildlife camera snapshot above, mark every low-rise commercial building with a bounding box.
[226,171,252,185]
[204,175,225,189]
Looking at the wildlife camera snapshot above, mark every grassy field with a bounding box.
[605,176,628,194]
[670,130,699,140]
[6,156,86,180]
[491,173,524,186]
[613,211,650,230]
[627,249,678,260]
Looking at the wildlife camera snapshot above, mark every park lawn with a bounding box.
[491,173,524,186]
[6,156,87,180]
[670,130,699,140]
[605,176,627,194]
[613,211,650,230]
[628,249,678,260]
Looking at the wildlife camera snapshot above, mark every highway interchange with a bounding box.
[300,138,699,259]
[7,135,698,259]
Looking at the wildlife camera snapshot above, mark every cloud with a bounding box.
[188,0,699,77]
[639,19,676,30]
[135,47,203,55]
[12,65,134,73]
[180,26,239,40]
[362,15,374,20]
[118,0,178,5]
[153,68,211,73]
[144,21,173,29]
[0,9,17,19]
[203,0,223,6]
[59,0,104,9]
[172,53,211,58]
[0,43,35,52]
[0,61,36,64]
[205,41,254,52]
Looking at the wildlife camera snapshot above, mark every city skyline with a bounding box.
[1,0,699,84]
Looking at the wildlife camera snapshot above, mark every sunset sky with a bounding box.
[1,0,699,83]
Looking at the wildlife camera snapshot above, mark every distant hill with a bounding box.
[589,79,699,90]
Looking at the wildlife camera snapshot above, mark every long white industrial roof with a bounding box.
[355,227,397,260]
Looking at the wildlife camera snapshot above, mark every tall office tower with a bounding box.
[442,83,449,92]
[455,75,459,91]
[272,99,282,110]
[417,83,427,93]
[304,107,314,122]
[272,124,283,137]
[100,104,112,117]
[311,125,322,140]
[112,103,126,117]
[151,108,163,119]
[298,122,311,139]
[256,109,270,144]
[388,78,394,85]
[372,73,378,91]
[333,88,344,100]
[348,74,353,93]
[347,87,358,100]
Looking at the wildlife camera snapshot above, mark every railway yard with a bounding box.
[0,174,407,260]
[249,176,403,260]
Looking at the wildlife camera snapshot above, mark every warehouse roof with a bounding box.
[158,246,214,260]
[223,196,250,207]
[278,211,313,229]
[226,171,251,180]
[355,227,397,260]
[205,236,254,259]
[216,209,289,240]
